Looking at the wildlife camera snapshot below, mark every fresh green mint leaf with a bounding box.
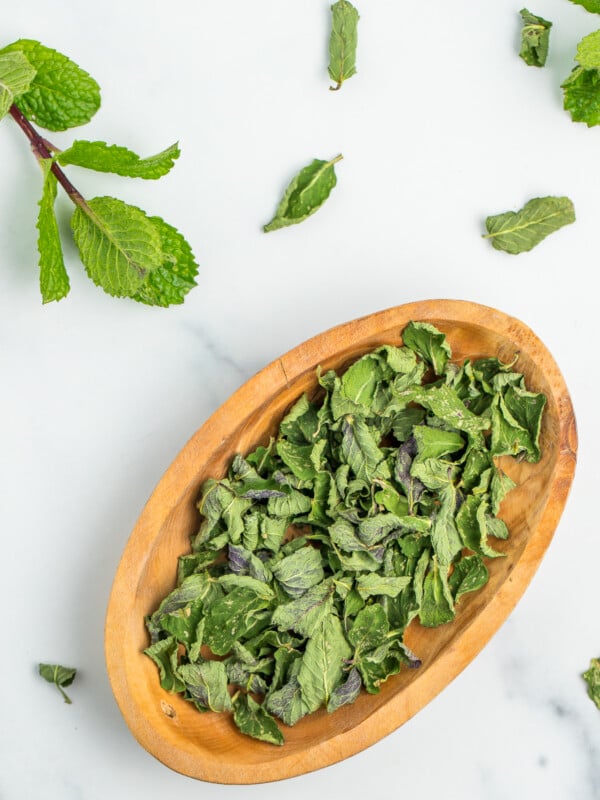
[484,196,575,253]
[328,0,359,91]
[38,662,77,704]
[264,155,343,232]
[583,658,600,709]
[70,196,163,297]
[0,50,36,120]
[37,161,69,303]
[519,9,552,67]
[575,30,600,69]
[562,66,600,126]
[2,39,100,130]
[58,140,180,180]
[233,694,284,746]
[569,0,600,11]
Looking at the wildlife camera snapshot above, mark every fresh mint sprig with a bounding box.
[1,39,198,306]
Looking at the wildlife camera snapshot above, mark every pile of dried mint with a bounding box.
[144,321,546,745]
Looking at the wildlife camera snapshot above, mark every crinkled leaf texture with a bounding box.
[583,658,600,710]
[233,695,284,745]
[2,39,100,130]
[328,0,359,90]
[569,0,600,11]
[58,140,180,180]
[38,662,77,703]
[0,50,36,120]
[575,30,600,69]
[71,196,163,297]
[133,215,198,307]
[37,161,69,303]
[519,8,552,68]
[144,322,546,744]
[70,197,197,305]
[264,155,343,232]
[562,66,600,126]
[484,196,575,254]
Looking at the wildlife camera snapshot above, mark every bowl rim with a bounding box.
[104,299,577,783]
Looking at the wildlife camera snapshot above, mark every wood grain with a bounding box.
[104,300,577,783]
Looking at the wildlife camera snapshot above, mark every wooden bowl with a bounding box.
[105,299,577,783]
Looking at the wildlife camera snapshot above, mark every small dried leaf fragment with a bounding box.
[519,9,552,67]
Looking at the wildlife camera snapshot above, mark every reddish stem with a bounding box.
[9,104,87,208]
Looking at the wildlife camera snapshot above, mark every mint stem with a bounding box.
[9,104,88,210]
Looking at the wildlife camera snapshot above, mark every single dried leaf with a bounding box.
[519,9,552,68]
[233,695,284,746]
[38,662,77,704]
[484,196,575,254]
[328,0,359,91]
[264,155,343,232]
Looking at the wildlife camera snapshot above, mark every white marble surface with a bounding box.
[1,1,599,797]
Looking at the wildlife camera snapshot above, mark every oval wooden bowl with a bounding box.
[105,299,577,784]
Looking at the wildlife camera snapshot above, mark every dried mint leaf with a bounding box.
[38,663,77,704]
[328,0,359,91]
[484,196,575,254]
[233,694,284,745]
[519,9,552,67]
[144,321,546,745]
[263,155,343,232]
